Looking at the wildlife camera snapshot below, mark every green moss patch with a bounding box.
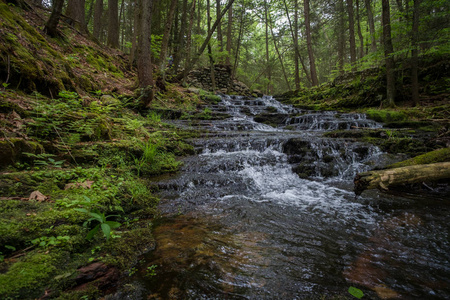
[387,148,450,168]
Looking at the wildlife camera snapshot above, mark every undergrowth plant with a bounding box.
[75,208,121,241]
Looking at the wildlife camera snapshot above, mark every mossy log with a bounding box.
[354,162,450,196]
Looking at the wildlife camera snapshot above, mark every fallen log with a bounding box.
[354,162,450,196]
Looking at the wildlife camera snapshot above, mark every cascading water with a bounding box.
[120,95,450,299]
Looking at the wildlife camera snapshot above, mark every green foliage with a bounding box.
[145,264,157,277]
[348,286,364,299]
[76,208,121,241]
[31,235,70,248]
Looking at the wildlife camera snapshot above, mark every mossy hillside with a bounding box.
[0,2,132,97]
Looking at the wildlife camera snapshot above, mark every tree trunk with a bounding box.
[172,0,188,74]
[269,9,291,90]
[411,0,420,106]
[45,0,64,37]
[138,0,154,107]
[293,0,300,89]
[337,0,345,74]
[206,0,216,91]
[304,0,318,86]
[356,0,364,59]
[347,0,357,70]
[185,0,197,86]
[159,0,177,77]
[354,162,450,196]
[93,0,103,40]
[364,0,377,52]
[176,0,236,82]
[216,0,223,53]
[283,0,311,86]
[107,0,119,48]
[382,0,396,107]
[225,3,233,66]
[264,0,271,94]
[66,0,87,33]
[227,0,245,94]
[130,0,140,67]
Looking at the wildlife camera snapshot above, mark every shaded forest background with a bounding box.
[9,0,449,103]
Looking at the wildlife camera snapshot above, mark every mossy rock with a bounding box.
[366,109,407,123]
[387,148,450,168]
[0,138,44,169]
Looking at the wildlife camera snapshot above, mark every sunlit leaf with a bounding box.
[348,286,364,299]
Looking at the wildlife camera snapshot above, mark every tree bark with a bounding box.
[93,0,103,40]
[411,0,420,106]
[45,0,65,37]
[107,0,119,48]
[269,10,291,91]
[356,0,364,59]
[354,162,450,196]
[364,0,377,52]
[66,0,87,33]
[304,0,318,86]
[206,0,216,91]
[293,0,300,89]
[159,0,177,77]
[130,0,140,67]
[216,0,223,53]
[283,0,311,85]
[382,0,396,107]
[172,0,188,74]
[264,0,271,94]
[138,0,154,107]
[225,3,233,66]
[337,0,345,74]
[347,0,357,70]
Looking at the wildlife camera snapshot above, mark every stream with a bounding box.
[117,95,449,299]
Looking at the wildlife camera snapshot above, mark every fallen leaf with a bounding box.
[29,191,48,202]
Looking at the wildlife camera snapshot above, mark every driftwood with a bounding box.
[354,162,450,196]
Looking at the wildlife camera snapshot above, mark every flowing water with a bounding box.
[122,95,449,299]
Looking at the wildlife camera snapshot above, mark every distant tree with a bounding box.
[137,0,154,107]
[225,2,233,65]
[347,0,357,70]
[107,0,119,48]
[66,0,88,33]
[160,0,177,76]
[45,0,65,37]
[304,0,318,86]
[411,0,420,106]
[364,0,377,52]
[93,0,103,40]
[382,0,396,107]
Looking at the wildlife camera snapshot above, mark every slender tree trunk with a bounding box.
[269,9,291,90]
[225,3,233,66]
[119,0,125,49]
[411,0,420,106]
[356,0,364,59]
[228,0,245,94]
[86,0,95,26]
[45,0,65,37]
[283,0,311,85]
[304,0,318,86]
[173,0,188,74]
[93,0,103,40]
[293,0,300,89]
[130,0,139,67]
[177,0,236,82]
[206,0,217,91]
[347,0,357,70]
[185,0,197,86]
[138,0,154,107]
[107,0,119,48]
[337,0,345,73]
[382,0,396,107]
[364,0,377,52]
[216,0,223,52]
[160,0,177,76]
[264,0,271,94]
